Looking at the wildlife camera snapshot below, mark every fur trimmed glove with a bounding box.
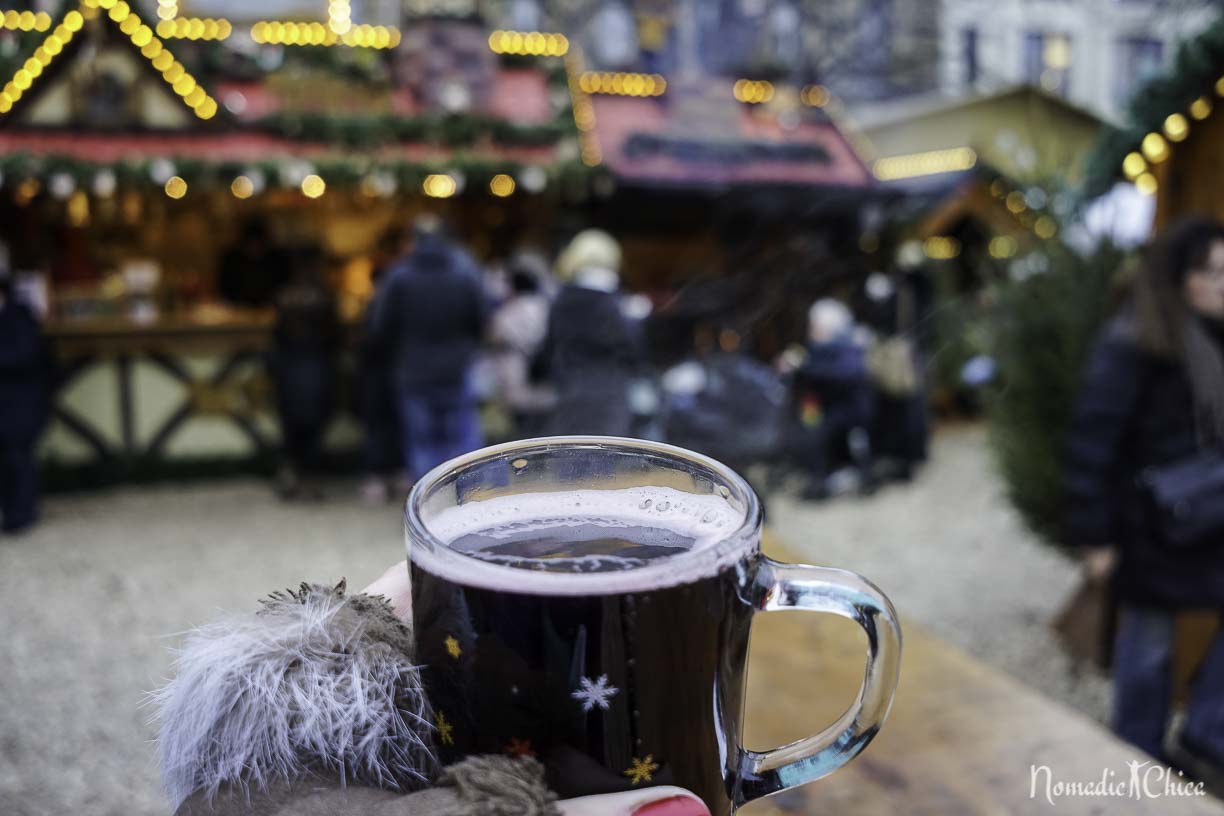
[155,580,559,816]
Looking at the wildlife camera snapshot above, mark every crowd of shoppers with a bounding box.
[271,219,930,504]
[347,224,643,498]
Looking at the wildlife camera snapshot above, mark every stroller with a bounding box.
[784,337,876,499]
[658,352,788,489]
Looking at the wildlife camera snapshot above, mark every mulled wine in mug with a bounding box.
[406,437,901,814]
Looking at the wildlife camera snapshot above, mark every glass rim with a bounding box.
[404,435,764,595]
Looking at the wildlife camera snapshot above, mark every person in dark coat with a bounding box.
[372,217,487,480]
[0,266,49,533]
[786,299,874,499]
[860,269,932,480]
[270,251,340,499]
[217,220,290,309]
[1065,217,1224,767]
[540,229,639,437]
[358,228,406,504]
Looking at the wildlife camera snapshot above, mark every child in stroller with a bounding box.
[780,299,875,499]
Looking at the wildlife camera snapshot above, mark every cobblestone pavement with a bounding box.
[0,424,1107,815]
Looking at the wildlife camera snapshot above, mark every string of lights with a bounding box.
[64,0,219,120]
[732,79,773,104]
[0,152,591,203]
[487,30,569,57]
[249,20,400,48]
[154,0,399,47]
[872,147,977,181]
[154,17,231,41]
[0,8,84,115]
[1,10,52,31]
[152,0,228,40]
[578,72,665,97]
[1118,82,1220,197]
[565,52,601,167]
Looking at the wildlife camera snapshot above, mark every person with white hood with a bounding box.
[539,230,640,437]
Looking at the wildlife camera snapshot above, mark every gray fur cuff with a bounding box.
[154,580,438,808]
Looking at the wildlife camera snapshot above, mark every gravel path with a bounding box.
[0,424,1108,815]
[767,424,1111,723]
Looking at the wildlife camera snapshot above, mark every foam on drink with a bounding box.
[419,486,746,585]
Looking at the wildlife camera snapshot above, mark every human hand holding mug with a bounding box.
[394,437,901,814]
[364,564,711,816]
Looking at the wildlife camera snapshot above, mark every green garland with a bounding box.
[0,150,605,193]
[1082,12,1224,199]
[255,110,572,148]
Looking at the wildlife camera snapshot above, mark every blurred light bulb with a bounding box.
[164,175,187,199]
[301,174,326,199]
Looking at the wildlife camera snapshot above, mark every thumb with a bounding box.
[557,788,710,816]
[360,561,413,624]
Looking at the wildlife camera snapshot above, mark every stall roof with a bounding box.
[853,85,1103,185]
[587,82,871,189]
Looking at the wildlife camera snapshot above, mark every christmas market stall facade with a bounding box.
[0,1,885,483]
[0,2,592,483]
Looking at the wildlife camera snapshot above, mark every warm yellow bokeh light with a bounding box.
[423,174,457,198]
[1141,132,1169,163]
[1163,113,1188,142]
[1121,151,1146,180]
[301,174,326,199]
[231,176,255,199]
[164,175,188,199]
[489,174,515,197]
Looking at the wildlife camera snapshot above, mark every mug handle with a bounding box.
[734,556,902,808]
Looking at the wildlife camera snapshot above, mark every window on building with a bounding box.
[1023,31,1071,96]
[1114,37,1164,106]
[962,27,979,87]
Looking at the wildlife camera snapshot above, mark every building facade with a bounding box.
[940,0,1218,121]
[491,0,941,102]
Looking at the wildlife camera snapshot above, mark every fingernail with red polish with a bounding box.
[632,795,711,816]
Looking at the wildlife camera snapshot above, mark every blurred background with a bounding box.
[1,0,1224,813]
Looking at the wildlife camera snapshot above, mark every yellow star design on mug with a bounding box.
[623,755,659,785]
[435,711,454,746]
[444,635,462,659]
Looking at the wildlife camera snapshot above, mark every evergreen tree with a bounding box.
[985,244,1126,551]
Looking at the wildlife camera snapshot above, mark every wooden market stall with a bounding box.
[0,4,583,483]
[855,85,1104,268]
[575,76,877,362]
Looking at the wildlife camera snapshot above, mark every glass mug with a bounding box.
[406,437,901,814]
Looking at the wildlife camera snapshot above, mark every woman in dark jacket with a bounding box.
[1065,217,1224,766]
[541,230,639,437]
